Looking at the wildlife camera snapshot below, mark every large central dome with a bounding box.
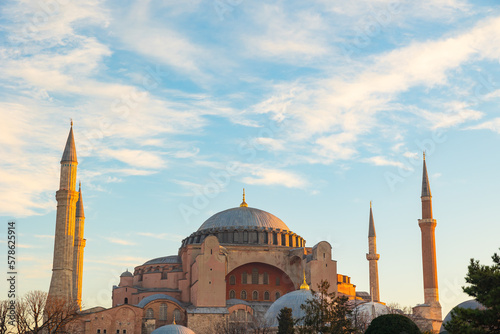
[198,207,289,231]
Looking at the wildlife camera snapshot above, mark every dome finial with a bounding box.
[240,188,248,207]
[423,150,426,160]
[300,270,310,290]
[173,317,176,325]
[71,118,73,127]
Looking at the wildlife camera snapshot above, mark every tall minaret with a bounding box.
[417,153,442,331]
[366,201,380,302]
[73,182,86,309]
[48,122,79,302]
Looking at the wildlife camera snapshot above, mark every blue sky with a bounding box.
[1,0,500,318]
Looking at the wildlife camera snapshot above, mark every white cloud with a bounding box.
[363,156,407,169]
[103,237,137,246]
[241,166,307,189]
[467,118,500,133]
[253,137,285,151]
[137,232,184,242]
[100,148,166,169]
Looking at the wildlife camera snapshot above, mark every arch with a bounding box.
[124,297,128,304]
[159,303,167,321]
[275,291,281,300]
[229,275,236,285]
[252,291,258,300]
[173,309,181,322]
[264,291,270,301]
[145,308,154,319]
[241,290,247,299]
[225,262,295,301]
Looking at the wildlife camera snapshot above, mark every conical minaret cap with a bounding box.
[61,121,78,163]
[76,182,85,218]
[421,152,431,197]
[368,201,376,237]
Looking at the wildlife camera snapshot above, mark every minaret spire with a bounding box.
[73,181,86,309]
[366,202,380,302]
[414,154,442,332]
[49,123,79,303]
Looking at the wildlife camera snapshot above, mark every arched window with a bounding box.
[173,309,181,323]
[252,291,258,300]
[252,268,259,284]
[229,290,236,299]
[146,308,154,319]
[229,275,236,285]
[276,276,280,286]
[124,297,128,304]
[263,272,269,284]
[264,291,270,301]
[275,292,280,300]
[241,290,247,299]
[159,303,168,321]
[242,272,248,284]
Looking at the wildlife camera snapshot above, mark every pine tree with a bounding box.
[299,280,355,334]
[277,307,295,334]
[444,249,500,333]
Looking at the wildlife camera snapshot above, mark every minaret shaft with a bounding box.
[48,125,78,303]
[73,184,86,309]
[366,203,380,302]
[419,155,440,307]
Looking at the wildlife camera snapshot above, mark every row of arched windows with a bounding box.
[229,290,280,301]
[145,304,181,322]
[229,271,274,285]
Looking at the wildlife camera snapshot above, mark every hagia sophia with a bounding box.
[47,123,446,333]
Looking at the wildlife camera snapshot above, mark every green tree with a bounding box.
[444,249,500,333]
[299,280,355,334]
[277,307,294,334]
[365,314,420,334]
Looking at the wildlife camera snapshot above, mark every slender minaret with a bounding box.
[418,153,441,309]
[48,122,79,302]
[366,201,380,302]
[72,182,86,309]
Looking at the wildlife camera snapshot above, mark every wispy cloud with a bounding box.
[103,237,137,246]
[241,165,308,189]
[137,232,184,242]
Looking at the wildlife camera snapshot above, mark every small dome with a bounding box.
[352,302,389,320]
[440,299,485,333]
[264,289,313,327]
[151,324,195,334]
[198,207,289,231]
[120,270,133,277]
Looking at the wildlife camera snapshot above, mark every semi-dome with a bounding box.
[198,207,289,231]
[151,324,195,334]
[137,294,184,308]
[264,289,314,327]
